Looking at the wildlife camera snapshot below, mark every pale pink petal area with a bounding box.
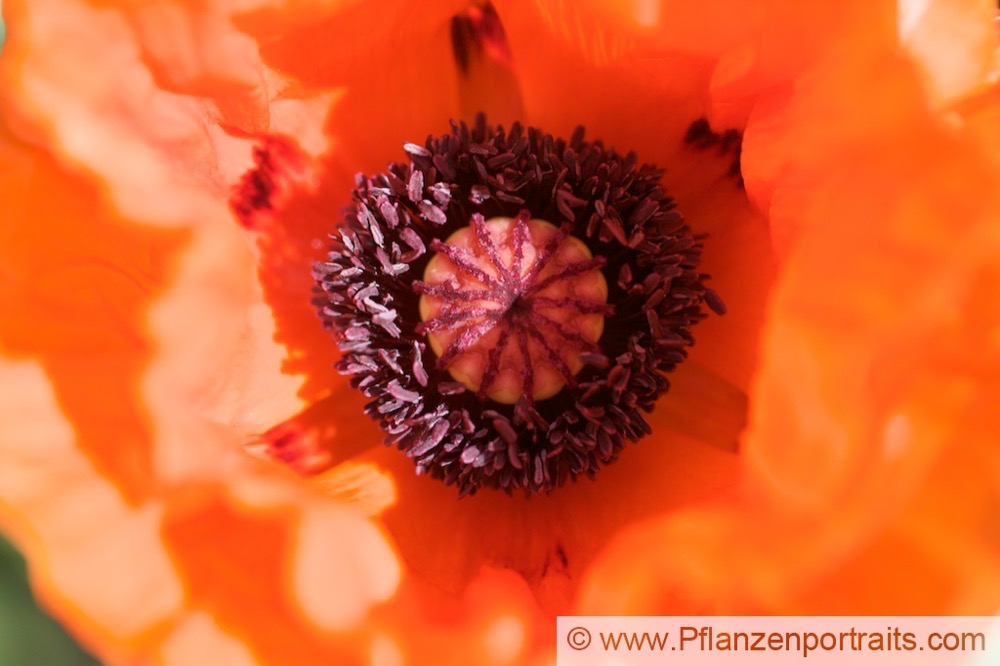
[312,462,398,517]
[899,0,999,105]
[143,216,306,484]
[121,0,272,132]
[159,612,261,666]
[6,0,245,223]
[290,503,401,632]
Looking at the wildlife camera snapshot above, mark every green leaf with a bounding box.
[0,534,101,666]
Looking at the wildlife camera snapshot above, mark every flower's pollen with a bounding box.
[416,214,609,403]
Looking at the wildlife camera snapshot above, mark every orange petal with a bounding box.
[580,4,1000,616]
[0,122,185,503]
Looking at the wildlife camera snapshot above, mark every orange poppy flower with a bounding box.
[1,0,998,664]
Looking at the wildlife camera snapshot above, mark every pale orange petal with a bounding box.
[899,0,999,105]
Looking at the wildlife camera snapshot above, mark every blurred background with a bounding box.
[0,535,100,666]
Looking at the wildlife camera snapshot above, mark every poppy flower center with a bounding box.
[313,117,723,495]
[416,213,610,403]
